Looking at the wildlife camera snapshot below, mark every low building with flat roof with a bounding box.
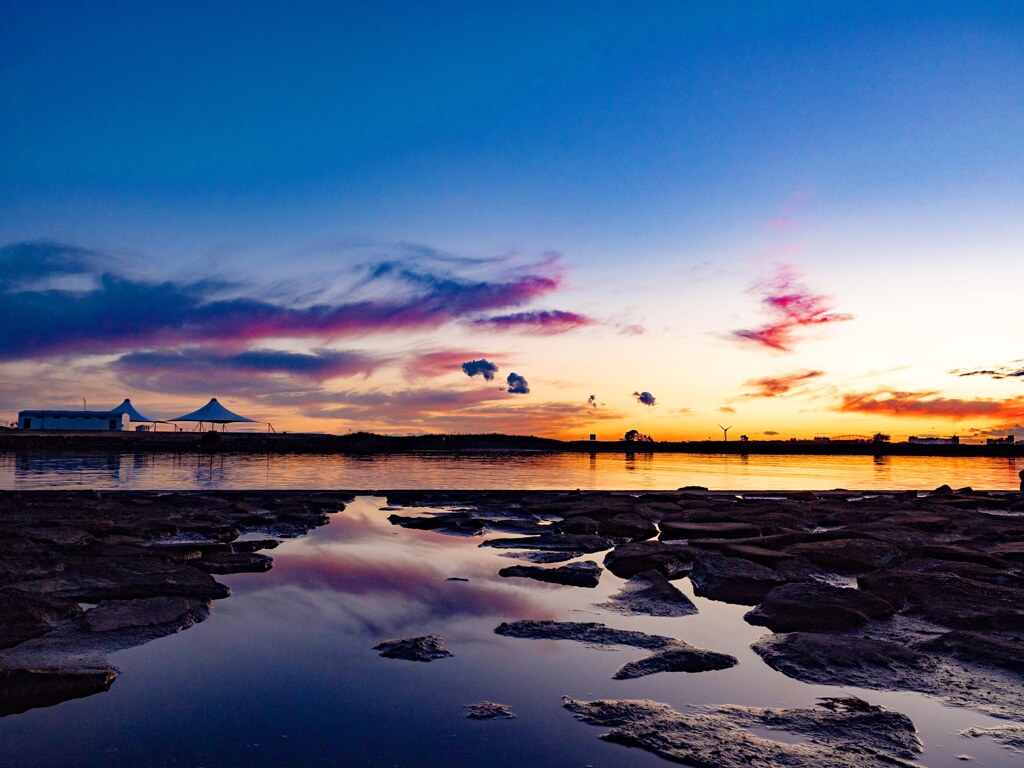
[18,410,130,431]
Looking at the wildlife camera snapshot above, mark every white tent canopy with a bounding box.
[109,398,156,423]
[169,398,256,424]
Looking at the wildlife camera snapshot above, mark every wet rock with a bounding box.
[595,513,657,541]
[481,533,618,556]
[689,553,789,605]
[752,631,1024,719]
[498,561,602,588]
[552,516,600,535]
[495,620,675,650]
[0,663,118,717]
[745,582,895,632]
[387,513,486,536]
[602,540,696,579]
[465,701,515,719]
[960,725,1024,754]
[11,558,232,602]
[660,521,761,541]
[373,634,453,662]
[858,569,1024,630]
[915,630,1024,673]
[193,551,274,574]
[598,570,698,617]
[563,696,921,768]
[83,597,211,634]
[786,538,904,574]
[0,590,84,649]
[612,644,736,679]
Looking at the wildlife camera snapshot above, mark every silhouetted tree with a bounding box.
[873,432,891,443]
[740,434,749,442]
[624,429,653,442]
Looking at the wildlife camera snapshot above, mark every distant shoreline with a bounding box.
[1,431,1022,458]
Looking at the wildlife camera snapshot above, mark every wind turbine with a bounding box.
[717,424,732,441]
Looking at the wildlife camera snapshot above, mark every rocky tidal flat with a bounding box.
[2,486,1024,766]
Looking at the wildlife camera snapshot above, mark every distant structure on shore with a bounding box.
[14,396,268,433]
[908,435,960,445]
[17,410,130,431]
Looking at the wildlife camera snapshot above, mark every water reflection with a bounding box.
[3,451,1024,490]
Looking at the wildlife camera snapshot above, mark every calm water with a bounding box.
[2,451,1024,490]
[0,497,1017,768]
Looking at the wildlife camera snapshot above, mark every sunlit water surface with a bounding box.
[0,498,1019,767]
[2,451,1023,490]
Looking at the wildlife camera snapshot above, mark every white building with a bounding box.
[18,410,130,431]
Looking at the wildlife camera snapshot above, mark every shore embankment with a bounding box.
[1,430,1022,457]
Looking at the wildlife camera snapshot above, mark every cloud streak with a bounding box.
[950,361,1024,380]
[0,241,580,362]
[731,265,852,352]
[742,369,824,398]
[837,390,1024,422]
[471,309,593,334]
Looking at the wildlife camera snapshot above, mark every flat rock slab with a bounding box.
[598,570,698,617]
[83,597,211,634]
[373,634,453,662]
[915,630,1024,673]
[498,561,602,588]
[612,645,736,680]
[660,521,762,540]
[689,553,789,605]
[465,701,516,719]
[0,590,83,650]
[753,631,1024,720]
[786,538,905,574]
[745,581,895,632]
[603,541,696,579]
[495,620,675,650]
[563,696,922,768]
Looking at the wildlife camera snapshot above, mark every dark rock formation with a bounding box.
[498,561,602,588]
[602,540,696,579]
[598,570,697,617]
[689,553,789,605]
[495,620,675,650]
[563,696,922,767]
[373,634,453,662]
[464,701,515,719]
[612,644,736,679]
[745,582,894,632]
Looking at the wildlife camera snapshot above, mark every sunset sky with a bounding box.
[2,2,1023,440]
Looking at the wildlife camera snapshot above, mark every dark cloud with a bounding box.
[404,350,496,379]
[632,391,656,406]
[471,309,592,334]
[742,369,824,398]
[462,359,499,381]
[763,430,780,436]
[587,394,598,409]
[0,241,572,362]
[113,348,379,396]
[950,361,1024,380]
[0,240,95,288]
[837,390,1024,421]
[731,265,852,352]
[506,372,530,395]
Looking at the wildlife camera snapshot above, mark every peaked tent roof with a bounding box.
[109,398,156,422]
[168,398,256,423]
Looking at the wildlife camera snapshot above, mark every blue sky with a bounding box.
[2,2,1023,437]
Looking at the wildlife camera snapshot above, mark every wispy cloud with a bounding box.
[731,265,852,352]
[837,389,1024,421]
[950,360,1024,380]
[471,309,593,334]
[0,241,581,362]
[742,369,824,398]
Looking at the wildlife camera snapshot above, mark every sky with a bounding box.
[2,1,1023,440]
